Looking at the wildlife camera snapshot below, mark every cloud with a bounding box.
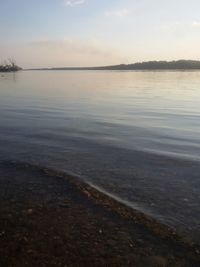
[105,8,129,18]
[192,21,200,27]
[64,0,85,7]
[158,22,182,31]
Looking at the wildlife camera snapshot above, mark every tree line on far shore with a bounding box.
[32,60,200,71]
[0,59,21,72]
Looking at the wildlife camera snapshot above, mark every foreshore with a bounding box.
[0,161,199,266]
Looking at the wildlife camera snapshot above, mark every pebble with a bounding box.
[136,238,145,245]
[27,209,33,214]
[59,203,70,208]
[195,249,200,254]
[147,256,167,267]
[0,231,5,237]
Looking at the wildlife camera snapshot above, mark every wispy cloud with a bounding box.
[105,8,129,18]
[64,0,85,7]
[192,21,200,27]
[158,22,181,31]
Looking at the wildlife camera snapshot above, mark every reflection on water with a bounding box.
[0,70,200,241]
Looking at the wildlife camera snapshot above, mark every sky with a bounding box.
[0,0,200,68]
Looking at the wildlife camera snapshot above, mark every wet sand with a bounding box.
[0,161,199,267]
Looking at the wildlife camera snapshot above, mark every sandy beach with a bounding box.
[0,161,199,267]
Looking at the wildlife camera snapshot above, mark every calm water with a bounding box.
[0,70,200,240]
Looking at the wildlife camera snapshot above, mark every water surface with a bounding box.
[0,70,200,241]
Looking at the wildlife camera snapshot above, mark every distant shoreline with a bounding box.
[27,60,200,71]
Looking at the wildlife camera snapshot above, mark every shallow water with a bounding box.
[0,70,200,241]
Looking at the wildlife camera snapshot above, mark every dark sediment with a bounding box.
[0,161,199,267]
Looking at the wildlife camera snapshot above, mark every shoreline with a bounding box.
[0,160,200,266]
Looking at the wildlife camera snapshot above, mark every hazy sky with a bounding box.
[0,0,200,67]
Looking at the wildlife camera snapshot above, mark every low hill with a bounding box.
[32,60,200,71]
